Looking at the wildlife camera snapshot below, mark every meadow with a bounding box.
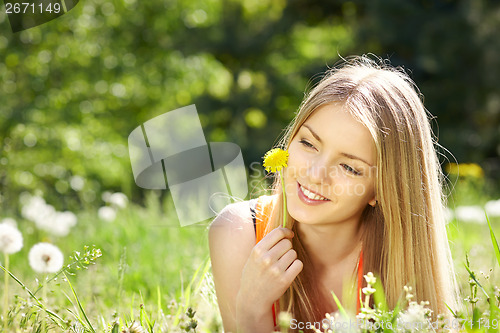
[1,163,500,332]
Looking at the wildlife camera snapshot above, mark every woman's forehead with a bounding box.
[300,104,376,165]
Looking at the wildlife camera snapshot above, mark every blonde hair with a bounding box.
[265,55,460,324]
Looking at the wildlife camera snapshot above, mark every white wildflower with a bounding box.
[454,205,486,223]
[397,301,431,331]
[108,192,128,209]
[98,206,116,222]
[0,223,23,254]
[485,199,500,217]
[28,242,64,273]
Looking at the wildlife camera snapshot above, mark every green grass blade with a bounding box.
[0,263,66,325]
[330,290,348,319]
[486,212,500,269]
[173,259,207,326]
[64,272,96,333]
[444,302,457,318]
[463,263,489,299]
[373,275,388,312]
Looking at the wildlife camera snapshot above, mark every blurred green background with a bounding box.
[1,0,500,330]
[1,0,500,212]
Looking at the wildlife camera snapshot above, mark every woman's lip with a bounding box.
[297,182,330,205]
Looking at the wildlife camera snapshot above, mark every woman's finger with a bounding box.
[257,227,294,251]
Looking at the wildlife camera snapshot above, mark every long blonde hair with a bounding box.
[265,55,460,324]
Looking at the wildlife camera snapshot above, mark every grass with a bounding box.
[1,174,500,332]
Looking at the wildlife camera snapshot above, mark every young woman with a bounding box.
[209,56,460,332]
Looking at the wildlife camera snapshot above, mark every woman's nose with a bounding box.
[306,159,333,185]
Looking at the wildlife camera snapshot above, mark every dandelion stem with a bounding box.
[279,171,287,228]
[3,252,9,331]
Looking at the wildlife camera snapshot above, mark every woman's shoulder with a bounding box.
[208,199,255,246]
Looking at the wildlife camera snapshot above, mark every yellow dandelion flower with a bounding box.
[263,148,289,173]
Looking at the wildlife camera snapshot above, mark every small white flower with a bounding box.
[278,311,292,327]
[0,223,23,254]
[362,287,376,296]
[108,192,128,209]
[364,272,376,285]
[98,206,116,222]
[454,206,486,224]
[397,301,430,330]
[29,243,64,273]
[485,199,500,217]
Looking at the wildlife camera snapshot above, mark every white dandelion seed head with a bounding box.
[108,192,128,209]
[101,191,112,202]
[28,242,64,273]
[0,223,23,254]
[454,205,486,224]
[21,195,48,222]
[98,206,116,222]
[485,199,500,217]
[48,211,78,237]
[21,195,77,236]
[443,207,454,224]
[69,175,85,191]
[1,217,17,228]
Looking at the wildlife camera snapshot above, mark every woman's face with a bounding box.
[284,103,377,226]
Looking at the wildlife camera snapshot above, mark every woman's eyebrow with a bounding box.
[303,124,322,143]
[341,153,373,167]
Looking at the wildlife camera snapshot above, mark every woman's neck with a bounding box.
[295,219,363,275]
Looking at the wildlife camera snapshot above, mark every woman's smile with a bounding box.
[297,182,330,205]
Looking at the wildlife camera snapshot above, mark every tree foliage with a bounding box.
[0,0,499,212]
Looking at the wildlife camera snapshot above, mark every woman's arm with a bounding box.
[209,201,302,333]
[209,201,261,332]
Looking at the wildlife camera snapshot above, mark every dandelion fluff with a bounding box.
[28,242,64,273]
[0,223,23,254]
[98,206,116,222]
[108,192,128,209]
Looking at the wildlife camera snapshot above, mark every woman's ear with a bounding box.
[368,198,377,207]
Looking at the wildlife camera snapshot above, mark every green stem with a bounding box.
[3,253,9,331]
[279,171,287,228]
[43,275,47,332]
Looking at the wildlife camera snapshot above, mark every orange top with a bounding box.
[252,195,364,326]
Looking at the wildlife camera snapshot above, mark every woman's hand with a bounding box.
[236,227,303,331]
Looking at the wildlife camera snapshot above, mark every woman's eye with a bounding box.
[299,139,315,149]
[341,164,361,176]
